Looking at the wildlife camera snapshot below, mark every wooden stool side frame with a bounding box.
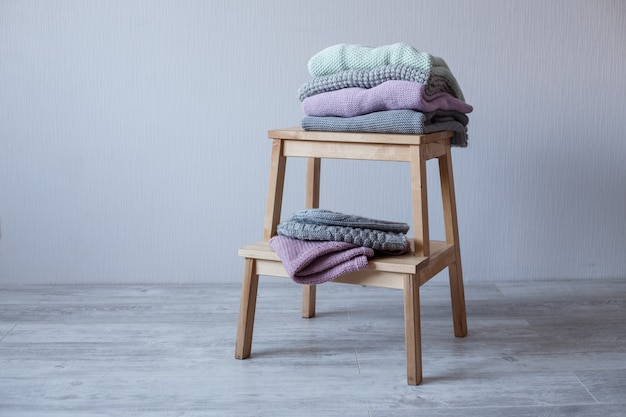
[235,129,467,385]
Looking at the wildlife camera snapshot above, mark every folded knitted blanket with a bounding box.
[269,235,374,285]
[291,208,410,234]
[308,43,448,77]
[302,80,473,117]
[301,109,469,147]
[278,221,408,252]
[297,65,464,102]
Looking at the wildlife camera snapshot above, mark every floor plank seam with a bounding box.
[571,370,601,404]
[354,347,361,375]
[0,324,16,343]
[392,402,609,411]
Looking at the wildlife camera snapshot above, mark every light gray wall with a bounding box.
[1,0,625,284]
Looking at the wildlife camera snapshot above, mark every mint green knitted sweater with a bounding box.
[307,43,450,77]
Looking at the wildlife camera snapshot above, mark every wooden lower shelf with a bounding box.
[238,240,455,289]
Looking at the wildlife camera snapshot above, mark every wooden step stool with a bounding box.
[235,127,467,385]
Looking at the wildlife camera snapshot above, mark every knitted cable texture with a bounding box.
[268,235,373,285]
[277,221,408,252]
[301,109,469,147]
[290,209,410,234]
[297,65,464,102]
[307,43,445,77]
[301,80,473,117]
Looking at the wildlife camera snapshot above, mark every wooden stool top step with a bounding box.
[267,128,454,163]
[269,127,453,145]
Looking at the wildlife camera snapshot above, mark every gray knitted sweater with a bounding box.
[277,209,410,252]
[301,109,468,147]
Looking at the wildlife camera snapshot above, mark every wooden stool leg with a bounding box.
[302,157,321,319]
[263,139,287,241]
[403,274,423,385]
[410,146,430,257]
[438,145,467,337]
[235,258,259,359]
[302,285,316,319]
[448,262,467,337]
[305,157,321,208]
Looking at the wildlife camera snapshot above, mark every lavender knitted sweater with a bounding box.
[269,235,374,285]
[302,80,473,117]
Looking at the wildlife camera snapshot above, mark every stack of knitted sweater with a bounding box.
[269,209,410,285]
[298,43,473,146]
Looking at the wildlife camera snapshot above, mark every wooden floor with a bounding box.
[1,278,625,416]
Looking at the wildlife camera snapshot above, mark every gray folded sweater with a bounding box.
[277,221,408,252]
[301,109,468,147]
[297,64,465,102]
[291,209,410,233]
